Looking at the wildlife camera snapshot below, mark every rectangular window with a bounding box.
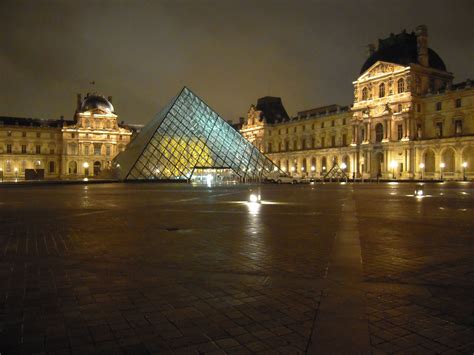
[36,145,41,154]
[36,132,41,138]
[397,125,403,140]
[278,129,281,135]
[50,148,55,155]
[342,118,346,125]
[94,144,101,155]
[455,120,463,135]
[436,102,442,111]
[71,133,75,138]
[21,145,26,154]
[331,136,336,147]
[417,104,421,112]
[455,98,462,108]
[331,120,335,127]
[293,127,296,133]
[293,141,297,150]
[268,130,272,136]
[49,161,55,173]
[7,144,12,153]
[106,146,111,156]
[7,131,11,137]
[22,131,26,137]
[321,137,325,148]
[302,125,305,131]
[342,134,347,146]
[311,123,315,130]
[436,122,443,138]
[267,143,272,153]
[285,141,289,151]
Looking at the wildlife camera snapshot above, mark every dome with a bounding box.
[79,94,115,113]
[360,31,447,74]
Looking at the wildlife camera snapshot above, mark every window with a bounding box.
[321,122,325,128]
[361,128,365,142]
[375,123,384,143]
[268,130,272,136]
[36,132,40,138]
[362,87,368,100]
[278,129,281,135]
[7,144,12,153]
[106,146,111,156]
[302,138,306,149]
[379,83,385,98]
[342,134,347,146]
[285,141,289,151]
[267,143,272,153]
[312,137,316,148]
[293,127,296,133]
[22,131,26,137]
[7,131,11,137]
[342,118,346,125]
[321,137,325,148]
[455,120,463,136]
[311,124,315,130]
[286,128,288,134]
[397,124,403,140]
[331,120,335,127]
[50,148,55,155]
[302,125,305,131]
[436,102,442,111]
[36,145,41,154]
[417,104,421,112]
[436,122,443,138]
[71,133,76,138]
[94,144,102,155]
[331,136,336,147]
[397,78,405,93]
[397,104,402,112]
[49,161,55,173]
[21,145,26,154]
[293,141,297,150]
[455,98,462,108]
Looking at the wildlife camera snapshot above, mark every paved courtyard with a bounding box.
[0,182,473,354]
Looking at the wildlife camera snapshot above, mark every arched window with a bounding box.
[362,87,368,101]
[302,158,307,173]
[397,78,405,93]
[375,123,384,142]
[301,138,306,150]
[49,161,55,173]
[321,157,327,171]
[311,157,317,172]
[379,83,385,98]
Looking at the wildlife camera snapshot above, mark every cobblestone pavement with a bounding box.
[0,182,473,354]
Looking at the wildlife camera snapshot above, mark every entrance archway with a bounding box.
[93,161,101,176]
[374,152,384,177]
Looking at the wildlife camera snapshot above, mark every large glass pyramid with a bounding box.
[113,87,279,181]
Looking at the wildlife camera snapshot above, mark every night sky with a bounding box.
[1,0,473,125]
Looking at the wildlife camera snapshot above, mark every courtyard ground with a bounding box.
[0,182,473,354]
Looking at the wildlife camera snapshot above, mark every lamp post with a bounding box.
[419,162,425,180]
[462,161,467,181]
[440,162,445,180]
[83,162,89,177]
[14,167,18,182]
[390,160,397,179]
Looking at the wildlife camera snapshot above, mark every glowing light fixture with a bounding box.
[419,163,425,169]
[248,193,261,203]
[414,184,424,197]
[83,162,89,169]
[462,162,467,168]
[340,162,347,170]
[311,166,315,171]
[440,162,446,169]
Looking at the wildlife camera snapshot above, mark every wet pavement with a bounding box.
[0,182,473,354]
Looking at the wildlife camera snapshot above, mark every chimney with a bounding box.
[76,93,82,110]
[416,25,429,67]
[367,43,376,57]
[108,95,113,103]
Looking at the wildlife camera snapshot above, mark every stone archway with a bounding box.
[441,148,455,173]
[423,149,436,173]
[93,161,102,176]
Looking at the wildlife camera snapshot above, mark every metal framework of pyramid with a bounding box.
[113,87,279,181]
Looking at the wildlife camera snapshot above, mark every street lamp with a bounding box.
[83,162,89,177]
[462,161,467,181]
[390,160,397,179]
[419,162,425,180]
[14,167,18,182]
[440,162,445,180]
[340,162,347,170]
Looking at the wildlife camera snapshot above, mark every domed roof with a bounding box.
[360,31,447,74]
[79,94,114,113]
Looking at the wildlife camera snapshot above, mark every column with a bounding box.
[383,120,388,140]
[352,125,356,144]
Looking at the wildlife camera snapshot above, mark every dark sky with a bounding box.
[1,0,473,124]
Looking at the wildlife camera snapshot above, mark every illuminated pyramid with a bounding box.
[114,87,279,181]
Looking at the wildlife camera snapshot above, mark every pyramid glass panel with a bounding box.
[114,87,280,181]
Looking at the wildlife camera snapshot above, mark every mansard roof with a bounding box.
[360,30,446,74]
[255,96,290,124]
[0,116,67,128]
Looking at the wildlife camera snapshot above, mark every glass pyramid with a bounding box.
[114,87,279,181]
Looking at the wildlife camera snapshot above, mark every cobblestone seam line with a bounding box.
[307,192,371,354]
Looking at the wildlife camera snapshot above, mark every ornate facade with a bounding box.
[0,94,133,181]
[241,25,474,180]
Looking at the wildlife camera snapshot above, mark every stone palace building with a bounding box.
[241,26,474,180]
[0,94,133,181]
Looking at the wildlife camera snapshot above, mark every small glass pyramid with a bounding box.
[114,87,279,181]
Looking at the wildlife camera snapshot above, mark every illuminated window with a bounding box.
[397,78,405,93]
[379,83,385,98]
[362,87,368,100]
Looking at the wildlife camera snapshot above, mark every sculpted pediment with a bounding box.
[358,61,406,81]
